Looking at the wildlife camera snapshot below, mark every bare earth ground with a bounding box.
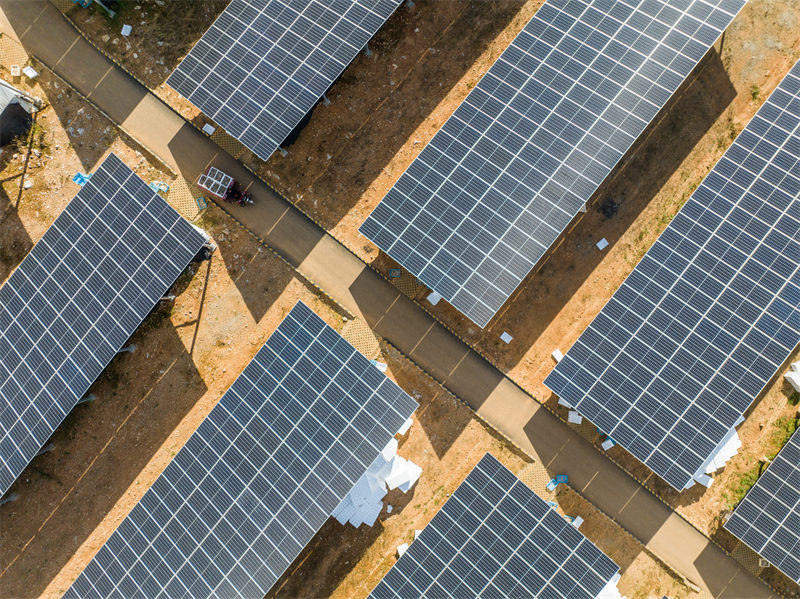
[52,0,800,593]
[58,0,226,121]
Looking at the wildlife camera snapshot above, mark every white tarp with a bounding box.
[785,361,800,391]
[596,573,626,599]
[687,416,744,489]
[332,438,421,528]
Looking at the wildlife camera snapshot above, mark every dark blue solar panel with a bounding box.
[168,0,402,160]
[0,154,206,498]
[726,428,800,583]
[361,0,745,326]
[66,301,418,599]
[546,60,800,490]
[369,454,619,599]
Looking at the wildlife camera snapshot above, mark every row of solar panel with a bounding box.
[370,454,619,599]
[166,0,799,586]
[545,54,800,584]
[546,62,800,492]
[66,301,419,598]
[167,0,403,160]
[361,0,746,326]
[0,154,208,497]
[726,429,800,582]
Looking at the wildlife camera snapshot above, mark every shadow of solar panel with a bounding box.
[369,454,619,599]
[167,0,402,160]
[545,60,800,490]
[66,301,417,599]
[360,0,745,327]
[0,154,206,498]
[725,429,800,583]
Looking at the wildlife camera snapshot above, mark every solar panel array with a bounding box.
[725,429,800,582]
[361,0,745,327]
[67,301,418,599]
[369,454,619,599]
[545,61,800,490]
[196,167,233,197]
[0,154,206,498]
[167,0,402,160]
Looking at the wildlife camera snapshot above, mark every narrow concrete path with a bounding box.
[0,2,775,597]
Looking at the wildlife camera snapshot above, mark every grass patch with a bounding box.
[769,415,799,450]
[726,416,799,508]
[728,465,761,507]
[750,84,761,101]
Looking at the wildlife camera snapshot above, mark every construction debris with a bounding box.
[332,438,421,528]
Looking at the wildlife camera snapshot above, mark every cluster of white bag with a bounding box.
[785,361,800,392]
[332,429,421,528]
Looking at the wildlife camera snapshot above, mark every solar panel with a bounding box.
[66,301,418,599]
[196,166,233,198]
[369,454,619,599]
[167,0,402,160]
[0,154,206,499]
[360,0,745,327]
[545,60,800,490]
[725,428,800,583]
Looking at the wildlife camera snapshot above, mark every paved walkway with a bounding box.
[0,2,776,597]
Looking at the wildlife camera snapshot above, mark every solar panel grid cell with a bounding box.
[66,301,417,599]
[361,0,745,327]
[368,454,619,599]
[168,0,402,160]
[545,61,800,490]
[0,154,206,498]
